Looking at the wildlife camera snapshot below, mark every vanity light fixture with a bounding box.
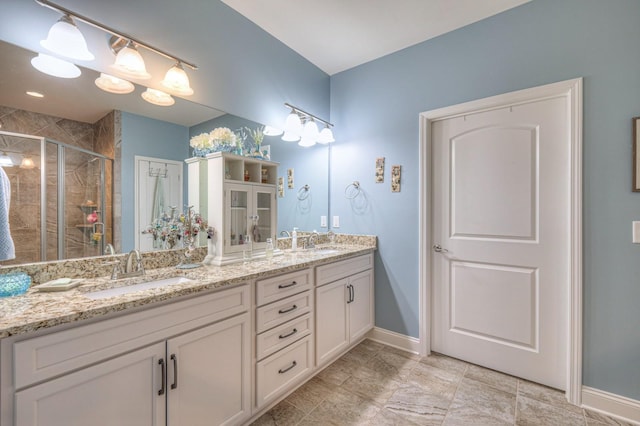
[263,126,283,136]
[0,152,14,168]
[34,0,197,90]
[40,14,94,61]
[94,73,135,94]
[161,62,194,96]
[31,53,81,78]
[282,103,334,146]
[26,91,45,98]
[141,88,175,106]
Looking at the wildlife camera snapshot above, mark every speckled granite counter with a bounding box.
[0,241,375,340]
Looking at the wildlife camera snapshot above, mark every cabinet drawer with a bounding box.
[256,292,311,333]
[256,314,312,361]
[256,336,313,408]
[14,285,250,390]
[256,269,312,306]
[316,253,373,287]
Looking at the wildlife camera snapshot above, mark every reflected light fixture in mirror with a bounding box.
[40,14,94,61]
[0,152,14,167]
[95,73,135,94]
[161,62,194,96]
[264,125,283,136]
[141,88,175,106]
[20,156,36,169]
[282,103,334,147]
[31,53,81,78]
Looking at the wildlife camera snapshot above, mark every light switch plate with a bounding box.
[320,216,327,228]
[633,221,640,243]
[333,216,340,228]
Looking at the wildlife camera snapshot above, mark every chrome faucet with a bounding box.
[124,249,145,277]
[105,243,116,255]
[280,230,291,238]
[307,231,319,249]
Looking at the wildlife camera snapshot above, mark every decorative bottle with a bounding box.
[265,238,274,260]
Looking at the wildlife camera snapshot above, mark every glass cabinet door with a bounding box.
[252,188,275,248]
[226,185,249,253]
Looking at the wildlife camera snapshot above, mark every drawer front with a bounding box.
[316,253,373,287]
[256,269,312,307]
[256,314,312,361]
[14,285,250,390]
[256,292,311,333]
[256,336,313,408]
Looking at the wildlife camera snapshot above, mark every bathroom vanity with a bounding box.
[0,242,375,425]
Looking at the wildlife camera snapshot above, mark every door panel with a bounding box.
[432,96,569,390]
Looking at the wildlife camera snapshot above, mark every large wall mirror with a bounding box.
[0,40,329,267]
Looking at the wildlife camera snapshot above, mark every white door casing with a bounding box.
[419,78,583,404]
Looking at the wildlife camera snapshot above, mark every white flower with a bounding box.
[209,127,237,148]
[190,133,212,149]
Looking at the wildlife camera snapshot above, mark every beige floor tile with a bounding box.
[419,351,469,376]
[450,377,516,424]
[379,344,422,361]
[284,377,332,414]
[342,365,402,404]
[384,383,451,425]
[465,364,519,394]
[518,379,584,416]
[364,349,419,382]
[305,387,381,425]
[407,361,462,400]
[251,400,306,426]
[315,358,357,387]
[516,395,585,426]
[443,407,513,425]
[369,406,426,426]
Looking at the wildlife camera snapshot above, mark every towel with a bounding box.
[0,167,16,261]
[151,175,165,249]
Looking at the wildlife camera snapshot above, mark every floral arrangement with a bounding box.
[142,206,211,250]
[190,127,239,157]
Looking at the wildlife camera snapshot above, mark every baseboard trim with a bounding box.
[366,327,421,354]
[582,386,640,425]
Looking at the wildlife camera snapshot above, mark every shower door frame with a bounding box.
[0,130,112,261]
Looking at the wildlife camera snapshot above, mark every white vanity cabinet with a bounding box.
[315,253,374,366]
[3,285,252,426]
[254,269,314,409]
[201,152,278,265]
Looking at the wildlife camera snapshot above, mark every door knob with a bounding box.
[433,244,449,253]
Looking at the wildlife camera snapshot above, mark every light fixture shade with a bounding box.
[302,119,319,143]
[281,131,301,142]
[0,152,14,167]
[41,15,94,61]
[298,138,316,147]
[161,63,194,96]
[141,88,174,106]
[95,73,135,94]
[110,43,151,80]
[20,156,36,169]
[317,127,335,144]
[263,126,283,136]
[283,111,302,137]
[31,53,81,78]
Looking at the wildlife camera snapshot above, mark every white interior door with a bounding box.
[134,156,183,251]
[431,96,570,390]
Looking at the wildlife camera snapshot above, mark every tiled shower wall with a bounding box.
[0,107,119,265]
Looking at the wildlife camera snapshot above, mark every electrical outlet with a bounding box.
[633,221,640,243]
[320,216,327,228]
[333,216,340,228]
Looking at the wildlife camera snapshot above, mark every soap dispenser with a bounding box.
[291,227,298,252]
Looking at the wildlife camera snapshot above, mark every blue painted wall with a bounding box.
[190,115,329,234]
[329,0,640,400]
[121,112,189,251]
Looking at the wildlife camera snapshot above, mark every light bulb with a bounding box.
[161,63,194,96]
[110,42,151,80]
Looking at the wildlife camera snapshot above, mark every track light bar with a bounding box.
[35,0,198,70]
[284,103,333,128]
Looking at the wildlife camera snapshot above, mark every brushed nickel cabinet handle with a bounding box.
[278,360,297,374]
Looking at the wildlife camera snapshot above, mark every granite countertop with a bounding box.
[0,244,375,340]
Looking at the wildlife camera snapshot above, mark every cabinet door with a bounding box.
[224,183,250,253]
[349,269,374,342]
[166,313,251,426]
[15,342,166,426]
[252,186,276,248]
[315,278,349,366]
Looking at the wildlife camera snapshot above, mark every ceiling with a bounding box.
[222,0,532,75]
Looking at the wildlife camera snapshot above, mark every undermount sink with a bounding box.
[84,276,196,300]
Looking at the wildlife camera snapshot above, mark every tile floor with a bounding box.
[251,339,633,426]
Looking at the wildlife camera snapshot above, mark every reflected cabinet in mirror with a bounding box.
[0,41,329,268]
